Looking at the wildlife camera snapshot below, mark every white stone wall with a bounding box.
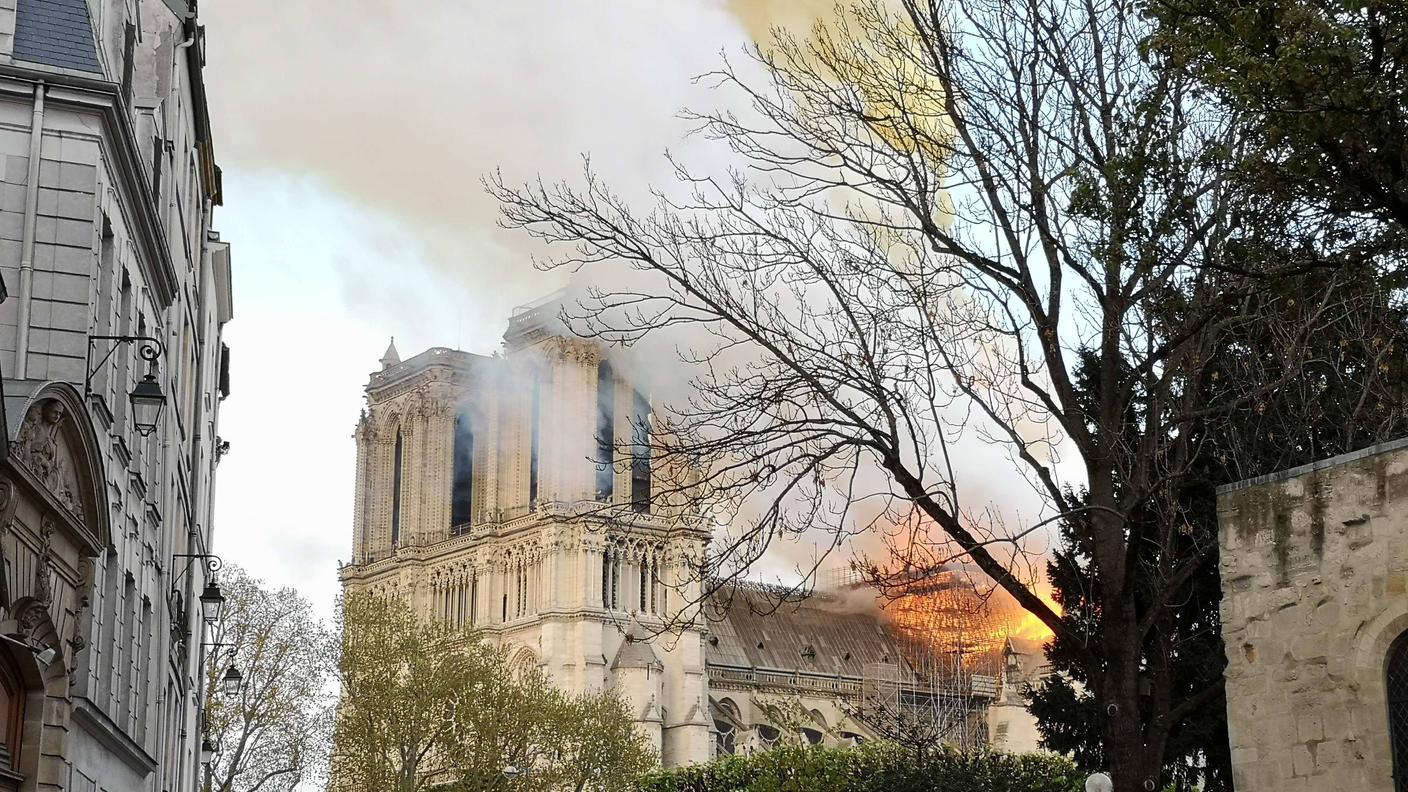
[343,337,712,767]
[1218,439,1408,792]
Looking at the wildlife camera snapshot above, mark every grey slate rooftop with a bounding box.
[13,0,103,74]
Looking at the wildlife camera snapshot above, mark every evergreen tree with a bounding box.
[1031,266,1408,790]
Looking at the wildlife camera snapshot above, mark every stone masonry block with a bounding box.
[46,300,87,330]
[0,130,27,157]
[0,182,22,211]
[2,155,23,184]
[58,162,95,192]
[58,137,98,166]
[36,158,58,188]
[56,190,94,221]
[0,209,20,241]
[34,215,54,243]
[36,185,56,216]
[49,271,89,303]
[51,243,89,275]
[55,217,90,247]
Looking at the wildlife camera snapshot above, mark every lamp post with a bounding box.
[173,553,244,700]
[83,334,167,436]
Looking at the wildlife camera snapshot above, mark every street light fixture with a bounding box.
[128,370,166,436]
[220,664,243,698]
[198,576,226,624]
[84,335,168,436]
[201,735,217,764]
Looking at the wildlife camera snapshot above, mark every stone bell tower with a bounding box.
[340,298,713,766]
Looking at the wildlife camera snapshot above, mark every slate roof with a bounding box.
[705,586,915,678]
[612,636,663,670]
[13,0,103,74]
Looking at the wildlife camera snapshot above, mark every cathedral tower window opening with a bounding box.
[638,555,661,615]
[1388,631,1408,791]
[516,557,528,619]
[529,373,541,509]
[391,428,404,547]
[596,360,615,501]
[631,390,651,513]
[602,547,622,610]
[451,412,474,533]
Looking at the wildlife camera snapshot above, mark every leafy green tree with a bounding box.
[331,592,654,792]
[1150,0,1408,231]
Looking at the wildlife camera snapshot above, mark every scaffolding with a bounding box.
[836,567,1004,751]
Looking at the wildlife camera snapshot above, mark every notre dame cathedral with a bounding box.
[339,296,1037,768]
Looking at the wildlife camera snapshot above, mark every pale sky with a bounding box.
[201,1,762,619]
[200,0,1052,622]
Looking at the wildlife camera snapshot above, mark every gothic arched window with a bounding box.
[391,429,404,548]
[529,373,541,508]
[630,390,651,513]
[596,361,615,501]
[1388,633,1408,791]
[450,413,473,533]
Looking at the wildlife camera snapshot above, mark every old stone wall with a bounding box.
[1218,438,1408,792]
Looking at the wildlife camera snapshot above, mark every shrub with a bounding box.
[637,742,1083,792]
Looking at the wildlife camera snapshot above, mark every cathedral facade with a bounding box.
[341,301,1017,770]
[339,304,714,765]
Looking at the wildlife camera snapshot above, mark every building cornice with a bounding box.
[71,697,158,776]
[0,65,179,308]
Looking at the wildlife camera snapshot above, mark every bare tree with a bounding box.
[490,1,1387,789]
[203,566,335,792]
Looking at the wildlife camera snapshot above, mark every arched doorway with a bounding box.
[0,651,26,790]
[1388,633,1408,792]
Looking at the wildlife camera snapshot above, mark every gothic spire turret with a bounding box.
[380,337,401,370]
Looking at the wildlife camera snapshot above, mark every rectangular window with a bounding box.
[450,413,473,532]
[391,430,404,547]
[595,361,614,501]
[631,390,652,513]
[470,576,478,626]
[529,373,541,508]
[602,551,611,609]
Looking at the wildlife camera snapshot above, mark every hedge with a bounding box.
[637,742,1083,792]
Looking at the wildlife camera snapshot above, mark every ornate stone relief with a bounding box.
[15,400,85,524]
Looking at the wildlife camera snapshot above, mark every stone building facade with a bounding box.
[340,303,714,766]
[0,1,234,790]
[1218,438,1408,792]
[341,303,1010,770]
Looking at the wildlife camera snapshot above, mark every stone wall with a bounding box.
[1218,438,1408,792]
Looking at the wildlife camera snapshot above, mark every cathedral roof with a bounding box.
[705,586,915,679]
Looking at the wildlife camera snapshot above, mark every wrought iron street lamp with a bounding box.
[220,664,243,698]
[198,576,226,624]
[128,371,166,436]
[200,735,217,765]
[84,334,168,436]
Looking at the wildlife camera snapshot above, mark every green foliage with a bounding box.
[637,743,1082,792]
[1150,0,1408,233]
[331,592,655,792]
[1031,266,1408,790]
